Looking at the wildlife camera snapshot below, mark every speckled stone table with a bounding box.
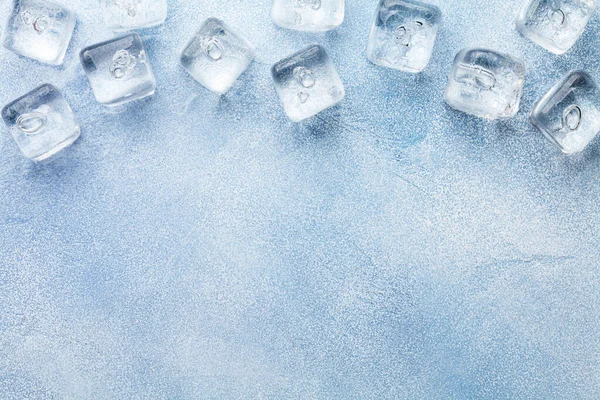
[1,0,599,398]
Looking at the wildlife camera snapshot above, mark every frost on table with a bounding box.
[366,0,441,73]
[271,0,345,31]
[100,0,167,32]
[180,18,255,95]
[531,70,600,154]
[2,0,76,65]
[272,45,345,122]
[80,33,156,107]
[516,0,595,54]
[445,48,526,119]
[1,84,80,161]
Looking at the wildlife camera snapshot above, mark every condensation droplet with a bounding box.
[563,105,582,131]
[294,67,316,88]
[204,38,224,61]
[17,112,47,135]
[33,16,48,33]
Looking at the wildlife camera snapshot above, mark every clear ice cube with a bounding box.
[180,18,255,95]
[100,0,167,32]
[366,0,442,73]
[271,0,345,32]
[2,0,76,65]
[80,33,156,107]
[516,0,595,54]
[1,84,80,161]
[445,48,526,119]
[531,70,600,154]
[272,44,345,122]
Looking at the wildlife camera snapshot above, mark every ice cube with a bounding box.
[2,0,76,65]
[80,33,156,107]
[272,44,345,122]
[271,0,345,32]
[180,18,255,95]
[516,0,595,54]
[1,84,80,161]
[445,48,526,119]
[100,0,167,32]
[366,0,442,73]
[531,70,600,154]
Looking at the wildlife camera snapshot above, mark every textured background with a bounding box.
[1,0,600,398]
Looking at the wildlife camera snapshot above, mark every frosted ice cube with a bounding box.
[366,0,442,73]
[2,0,76,65]
[531,70,600,154]
[445,48,526,119]
[271,0,344,32]
[80,33,156,107]
[1,84,80,161]
[180,18,255,95]
[100,0,167,32]
[516,0,595,54]
[272,44,345,122]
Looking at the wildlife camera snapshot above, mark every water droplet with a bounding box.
[17,112,47,135]
[298,92,310,103]
[550,9,565,27]
[563,105,582,131]
[294,67,316,88]
[33,16,48,33]
[204,38,224,61]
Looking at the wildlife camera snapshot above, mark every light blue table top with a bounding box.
[1,0,599,398]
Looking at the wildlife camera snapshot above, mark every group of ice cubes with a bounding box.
[3,0,600,160]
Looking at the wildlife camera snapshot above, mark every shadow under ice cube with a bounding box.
[3,0,76,65]
[180,18,255,95]
[516,0,595,54]
[531,70,600,154]
[367,0,442,73]
[101,0,167,32]
[272,45,345,122]
[80,33,156,107]
[445,48,526,119]
[271,0,345,32]
[1,84,80,161]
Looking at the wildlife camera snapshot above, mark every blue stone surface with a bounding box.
[1,0,600,398]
